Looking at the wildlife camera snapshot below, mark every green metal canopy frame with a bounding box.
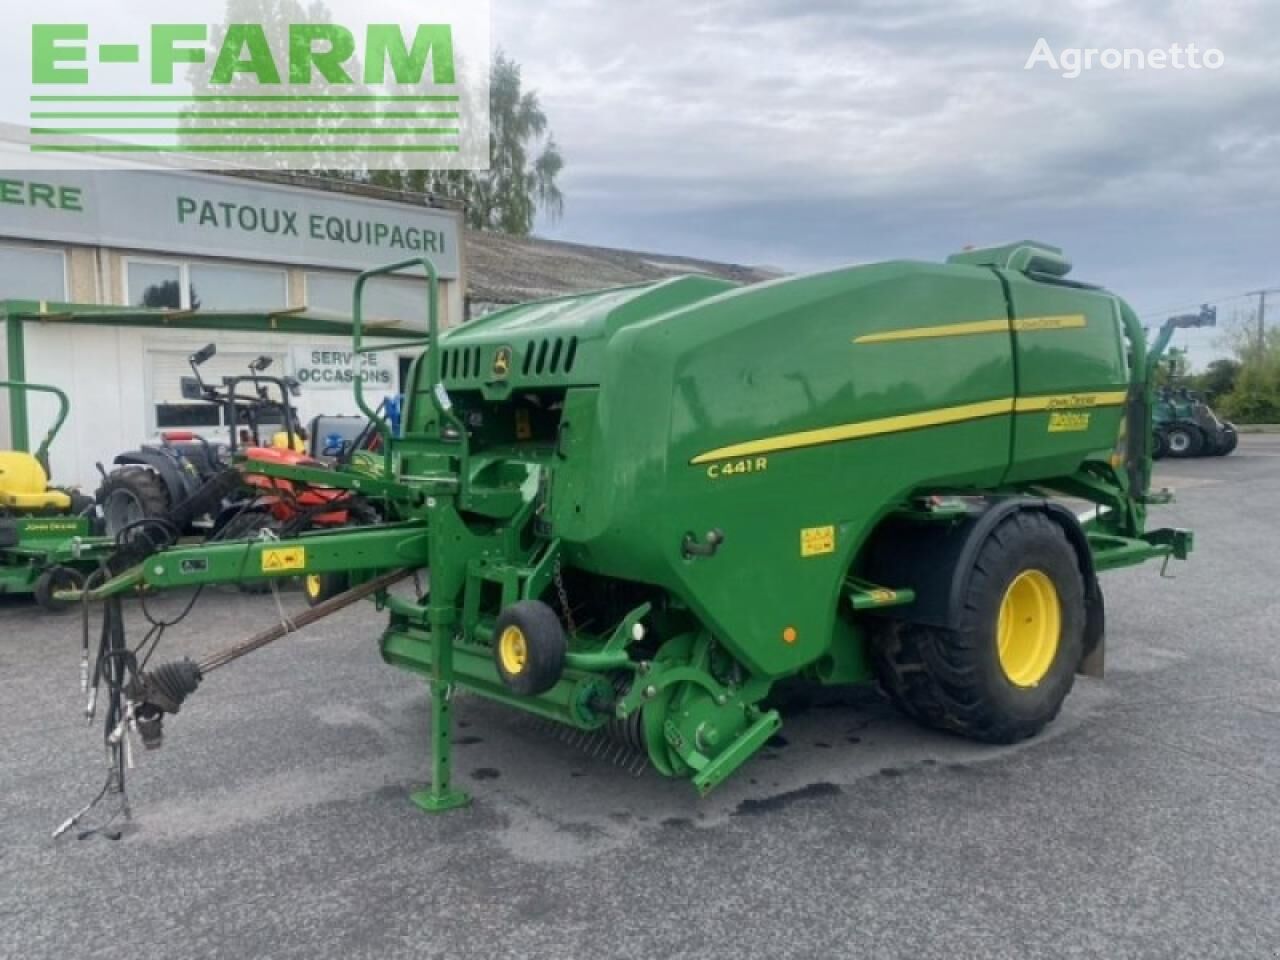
[0,299,425,453]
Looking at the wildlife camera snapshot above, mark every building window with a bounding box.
[125,259,287,311]
[126,259,185,308]
[305,271,428,324]
[0,244,67,301]
[190,263,287,310]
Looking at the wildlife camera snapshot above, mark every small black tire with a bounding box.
[303,571,349,606]
[493,600,567,696]
[33,565,85,614]
[98,467,171,538]
[1165,424,1203,458]
[871,510,1085,744]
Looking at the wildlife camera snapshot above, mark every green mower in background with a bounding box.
[75,241,1197,810]
[0,380,110,611]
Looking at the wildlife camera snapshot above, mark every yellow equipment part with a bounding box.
[271,432,307,453]
[498,625,529,676]
[0,451,72,511]
[997,569,1061,688]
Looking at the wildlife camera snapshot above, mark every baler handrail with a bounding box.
[0,379,70,466]
[351,257,468,482]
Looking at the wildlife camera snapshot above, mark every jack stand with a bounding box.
[410,605,469,813]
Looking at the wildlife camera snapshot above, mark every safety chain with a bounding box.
[552,554,578,640]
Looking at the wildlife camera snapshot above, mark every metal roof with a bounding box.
[465,231,784,306]
[0,301,421,338]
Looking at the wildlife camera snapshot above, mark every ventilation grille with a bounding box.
[521,337,579,377]
[441,346,483,382]
[440,338,580,383]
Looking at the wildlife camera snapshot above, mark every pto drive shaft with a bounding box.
[128,568,413,747]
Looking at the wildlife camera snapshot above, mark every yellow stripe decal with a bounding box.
[690,390,1128,464]
[854,314,1088,344]
[691,398,1015,464]
[853,318,1009,344]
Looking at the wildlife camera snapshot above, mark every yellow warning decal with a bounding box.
[801,525,836,558]
[1048,412,1092,433]
[262,547,306,573]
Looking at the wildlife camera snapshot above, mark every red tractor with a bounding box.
[96,344,377,600]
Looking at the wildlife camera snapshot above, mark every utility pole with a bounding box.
[1246,289,1279,353]
[1258,290,1267,352]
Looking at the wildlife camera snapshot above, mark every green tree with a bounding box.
[1217,314,1280,424]
[182,0,378,171]
[1191,357,1242,403]
[373,52,564,235]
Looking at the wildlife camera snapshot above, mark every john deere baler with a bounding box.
[79,241,1190,813]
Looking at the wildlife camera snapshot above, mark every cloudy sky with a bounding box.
[493,0,1280,365]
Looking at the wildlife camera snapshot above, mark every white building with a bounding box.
[0,164,465,489]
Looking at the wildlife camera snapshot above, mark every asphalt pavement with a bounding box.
[3,436,1279,959]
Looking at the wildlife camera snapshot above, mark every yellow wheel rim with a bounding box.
[498,625,528,676]
[997,569,1061,687]
[305,574,322,599]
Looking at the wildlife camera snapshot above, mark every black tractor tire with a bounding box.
[1164,423,1204,459]
[98,467,171,539]
[303,571,349,606]
[870,511,1085,744]
[218,509,278,594]
[492,600,567,696]
[1151,428,1168,461]
[33,565,85,614]
[1216,426,1239,456]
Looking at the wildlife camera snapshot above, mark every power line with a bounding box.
[1137,289,1265,321]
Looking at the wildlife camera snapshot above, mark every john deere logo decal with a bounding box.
[492,347,512,378]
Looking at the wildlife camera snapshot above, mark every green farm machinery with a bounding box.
[0,380,109,610]
[62,241,1192,824]
[1153,387,1238,458]
[1147,305,1238,459]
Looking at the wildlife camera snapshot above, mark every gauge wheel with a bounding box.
[33,565,85,614]
[492,600,567,696]
[304,571,350,606]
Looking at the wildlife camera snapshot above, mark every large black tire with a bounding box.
[98,467,170,539]
[492,600,567,696]
[1151,428,1168,461]
[1164,423,1204,459]
[871,511,1085,744]
[1216,426,1239,456]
